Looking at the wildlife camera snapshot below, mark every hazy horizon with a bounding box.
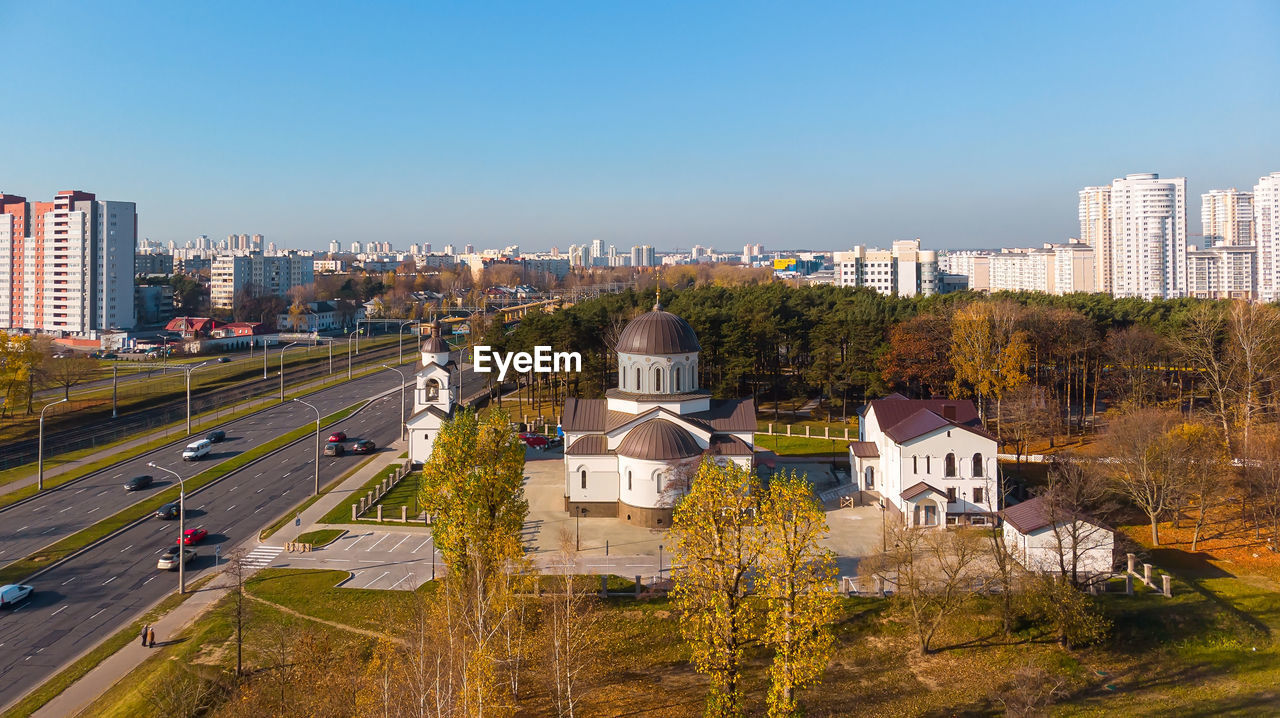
[3,2,1278,253]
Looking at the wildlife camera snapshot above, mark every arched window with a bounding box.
[635,367,641,391]
[654,366,662,392]
[864,466,875,490]
[580,470,587,490]
[674,367,682,392]
[912,456,918,474]
[972,453,984,477]
[627,470,632,491]
[944,453,956,477]
[656,472,663,493]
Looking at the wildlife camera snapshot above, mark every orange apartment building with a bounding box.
[0,190,137,335]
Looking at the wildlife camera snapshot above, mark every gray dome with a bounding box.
[616,419,703,460]
[617,308,701,355]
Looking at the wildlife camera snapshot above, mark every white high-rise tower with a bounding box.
[1109,173,1187,300]
[1078,186,1113,293]
[1255,172,1280,301]
[1202,189,1254,247]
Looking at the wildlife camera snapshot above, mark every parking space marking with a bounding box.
[389,535,411,552]
[361,571,390,588]
[411,538,432,553]
[366,534,389,551]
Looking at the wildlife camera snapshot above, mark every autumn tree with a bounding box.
[1226,300,1280,451]
[1242,425,1280,551]
[1024,575,1110,649]
[1171,420,1231,551]
[417,408,528,715]
[543,531,602,717]
[1102,408,1191,546]
[879,313,954,398]
[758,471,839,717]
[1175,304,1235,447]
[949,300,1030,435]
[1001,384,1059,464]
[38,353,99,401]
[670,459,766,717]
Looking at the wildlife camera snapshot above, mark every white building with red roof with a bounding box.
[850,395,998,528]
[561,298,756,528]
[1001,496,1114,578]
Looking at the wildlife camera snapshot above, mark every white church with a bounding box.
[561,299,756,527]
[406,325,459,465]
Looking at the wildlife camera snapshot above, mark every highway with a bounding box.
[0,362,418,573]
[0,386,413,707]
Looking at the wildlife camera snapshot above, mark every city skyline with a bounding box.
[2,2,1278,251]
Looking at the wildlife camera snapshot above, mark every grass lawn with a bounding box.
[317,464,404,524]
[294,529,344,547]
[370,470,420,516]
[753,433,847,456]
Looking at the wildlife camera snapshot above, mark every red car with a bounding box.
[522,434,549,450]
[179,528,208,545]
[327,431,347,443]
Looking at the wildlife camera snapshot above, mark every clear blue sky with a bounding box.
[2,1,1278,252]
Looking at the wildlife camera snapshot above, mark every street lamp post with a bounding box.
[278,342,299,402]
[292,399,322,496]
[263,338,270,379]
[148,462,187,593]
[38,398,69,491]
[347,329,360,380]
[879,500,887,552]
[397,320,415,365]
[381,364,407,441]
[184,362,209,435]
[658,543,664,578]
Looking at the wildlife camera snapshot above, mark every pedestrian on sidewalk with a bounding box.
[140,624,149,646]
[147,626,156,647]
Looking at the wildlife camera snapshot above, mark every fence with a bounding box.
[351,460,416,522]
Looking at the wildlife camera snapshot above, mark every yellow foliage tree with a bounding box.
[758,471,839,717]
[949,301,1030,437]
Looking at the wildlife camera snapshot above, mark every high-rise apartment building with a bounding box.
[211,253,315,309]
[1202,189,1254,247]
[0,190,137,334]
[1254,173,1280,301]
[1107,173,1187,300]
[328,240,341,254]
[1078,186,1112,293]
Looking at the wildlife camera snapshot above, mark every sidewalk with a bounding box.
[0,358,406,502]
[270,442,407,545]
[23,439,408,718]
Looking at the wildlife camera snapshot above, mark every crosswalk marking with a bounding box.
[240,545,284,569]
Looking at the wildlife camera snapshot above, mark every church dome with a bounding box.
[616,305,701,355]
[616,419,703,460]
[421,336,450,354]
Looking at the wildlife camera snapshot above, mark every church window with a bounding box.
[654,366,662,392]
[945,453,956,477]
[627,470,632,490]
[580,470,587,490]
[674,367,682,392]
[635,367,641,390]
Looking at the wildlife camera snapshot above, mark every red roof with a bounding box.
[865,397,994,444]
[901,481,946,501]
[220,322,267,336]
[849,441,879,458]
[165,317,220,334]
[1001,496,1109,534]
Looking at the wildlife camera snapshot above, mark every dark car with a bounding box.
[101,352,117,359]
[352,439,376,454]
[217,356,232,363]
[327,431,348,443]
[124,475,153,491]
[323,442,345,456]
[206,430,226,443]
[154,502,182,520]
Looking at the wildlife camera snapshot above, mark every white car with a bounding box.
[157,547,196,570]
[0,584,33,608]
[181,439,212,461]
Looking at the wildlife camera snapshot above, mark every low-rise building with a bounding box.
[849,395,998,528]
[275,301,365,333]
[1001,496,1115,578]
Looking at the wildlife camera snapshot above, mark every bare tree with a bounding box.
[1106,325,1166,408]
[543,531,601,717]
[38,354,99,401]
[1242,425,1280,552]
[1001,384,1059,465]
[1040,459,1115,585]
[221,551,252,680]
[143,665,225,718]
[1102,408,1192,546]
[989,662,1068,718]
[868,524,986,655]
[1176,304,1236,449]
[1227,301,1280,452]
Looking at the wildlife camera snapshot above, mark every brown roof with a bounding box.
[605,388,711,402]
[565,435,610,455]
[615,419,703,460]
[421,336,450,353]
[867,397,981,432]
[901,481,946,501]
[562,398,608,432]
[564,397,756,434]
[849,441,879,458]
[689,398,756,432]
[616,309,702,355]
[709,434,754,456]
[1001,496,1108,534]
[410,405,453,421]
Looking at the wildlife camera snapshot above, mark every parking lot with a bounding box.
[271,529,439,590]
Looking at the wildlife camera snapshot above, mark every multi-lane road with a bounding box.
[0,363,417,573]
[0,361,483,709]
